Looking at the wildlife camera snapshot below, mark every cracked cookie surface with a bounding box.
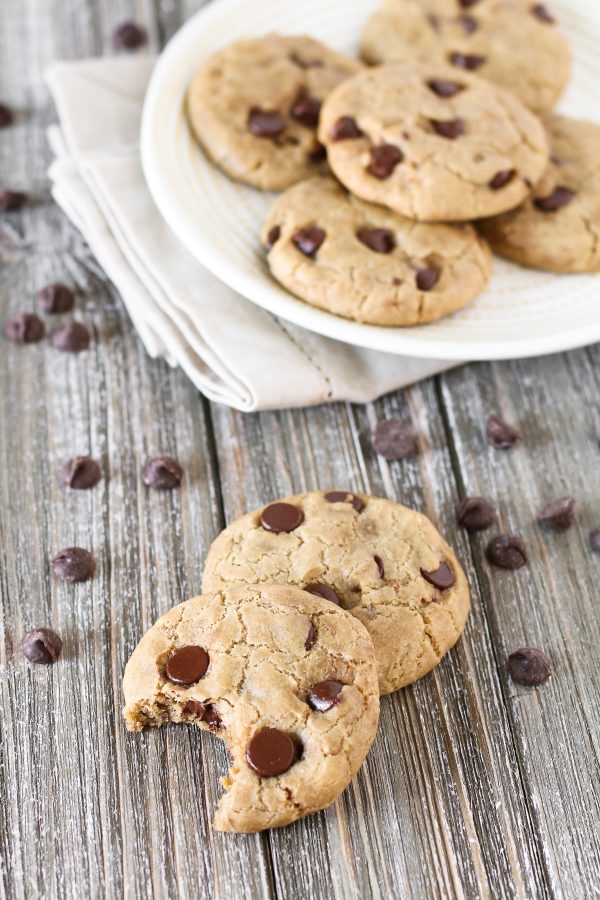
[262,176,492,325]
[187,33,362,191]
[319,63,549,222]
[202,492,471,694]
[478,115,600,273]
[360,0,570,114]
[123,583,379,832]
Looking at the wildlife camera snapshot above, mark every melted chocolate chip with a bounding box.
[0,104,14,128]
[489,170,515,190]
[450,52,486,70]
[427,79,465,98]
[4,313,45,344]
[589,528,600,554]
[165,646,209,686]
[304,583,343,606]
[142,456,183,490]
[202,705,222,731]
[37,282,75,314]
[260,502,304,533]
[290,91,321,128]
[0,188,27,212]
[508,648,553,685]
[307,680,344,712]
[357,227,395,254]
[52,321,90,352]
[52,547,95,583]
[537,496,576,529]
[21,628,63,664]
[323,491,364,512]
[456,496,496,531]
[456,14,478,33]
[113,20,147,49]
[246,728,298,777]
[368,144,404,179]
[486,535,528,569]
[371,419,416,460]
[331,116,364,140]
[531,4,555,23]
[305,621,317,651]
[533,186,574,212]
[421,561,456,590]
[248,107,285,138]
[374,555,385,579]
[431,118,465,139]
[265,225,281,251]
[416,265,441,291]
[487,415,521,450]
[61,456,102,490]
[183,700,206,718]
[292,226,326,258]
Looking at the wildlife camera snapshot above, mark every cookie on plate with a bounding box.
[123,583,379,833]
[262,176,492,325]
[478,115,600,273]
[360,0,570,114]
[202,491,471,695]
[319,64,549,222]
[187,34,362,191]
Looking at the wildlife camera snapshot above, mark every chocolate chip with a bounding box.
[533,186,574,212]
[368,144,404,179]
[202,704,223,731]
[165,646,209,686]
[589,528,600,553]
[456,14,478,33]
[246,728,298,777]
[183,699,206,718]
[248,107,285,138]
[290,52,323,69]
[371,419,416,460]
[260,501,304,533]
[309,143,327,162]
[292,226,326,258]
[290,91,321,128]
[0,103,14,128]
[265,225,281,251]
[21,628,63,664]
[52,547,95,583]
[0,189,27,212]
[323,490,364,512]
[331,116,364,140]
[537,496,576,529]
[431,118,465,139]
[456,496,496,531]
[427,79,465,98]
[61,456,102,490]
[486,535,528,569]
[450,52,486,70]
[507,648,553,685]
[416,265,441,291]
[374,555,385,579]
[307,680,344,712]
[4,313,45,344]
[489,170,515,190]
[113,21,147,49]
[458,0,480,6]
[52,320,90,352]
[421,561,456,590]
[36,282,75,314]
[487,415,521,450]
[304,583,343,606]
[305,621,317,651]
[142,456,183,490]
[531,4,555,23]
[357,227,395,254]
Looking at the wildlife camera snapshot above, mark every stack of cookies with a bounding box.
[184,5,599,330]
[123,491,470,832]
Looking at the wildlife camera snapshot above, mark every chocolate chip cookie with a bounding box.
[123,583,379,832]
[478,115,600,273]
[319,64,549,222]
[361,0,570,114]
[202,492,471,695]
[262,176,492,325]
[187,34,362,191]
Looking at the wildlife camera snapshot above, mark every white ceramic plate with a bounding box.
[141,0,600,360]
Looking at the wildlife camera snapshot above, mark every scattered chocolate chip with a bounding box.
[456,496,496,531]
[292,226,326,258]
[489,170,515,190]
[449,52,486,70]
[371,419,416,460]
[0,103,14,128]
[113,21,147,49]
[416,265,441,291]
[248,107,285,138]
[289,52,323,69]
[456,14,478,33]
[36,282,75,314]
[184,699,206,718]
[260,501,304,533]
[246,727,298,777]
[589,528,600,553]
[165,646,209,686]
[61,456,102,490]
[331,116,364,140]
[4,313,45,344]
[142,456,183,490]
[202,705,222,731]
[0,188,27,212]
[374,555,385,579]
[427,78,465,98]
[52,320,90,352]
[323,490,364,512]
[421,561,456,590]
[52,547,95,583]
[531,4,555,23]
[290,91,321,128]
[368,144,404,179]
[533,186,574,212]
[21,628,63,664]
[537,496,576,529]
[507,647,553,685]
[487,415,521,450]
[431,117,465,139]
[307,680,344,712]
[486,534,528,569]
[305,621,317,651]
[357,227,395,254]
[304,583,343,606]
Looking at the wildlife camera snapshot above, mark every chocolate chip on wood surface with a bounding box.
[21,628,63,664]
[142,457,183,490]
[37,283,76,314]
[113,21,147,49]
[52,547,95,583]
[456,496,496,531]
[52,321,90,352]
[486,534,528,569]
[4,313,45,343]
[537,496,576,529]
[61,456,102,490]
[507,647,553,685]
[487,415,521,450]
[371,419,416,460]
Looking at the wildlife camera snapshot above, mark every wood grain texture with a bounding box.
[1,1,599,898]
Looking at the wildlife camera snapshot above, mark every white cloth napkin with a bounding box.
[45,56,455,411]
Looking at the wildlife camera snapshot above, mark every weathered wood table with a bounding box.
[1,1,599,897]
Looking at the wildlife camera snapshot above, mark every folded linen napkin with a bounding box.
[46,56,455,411]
